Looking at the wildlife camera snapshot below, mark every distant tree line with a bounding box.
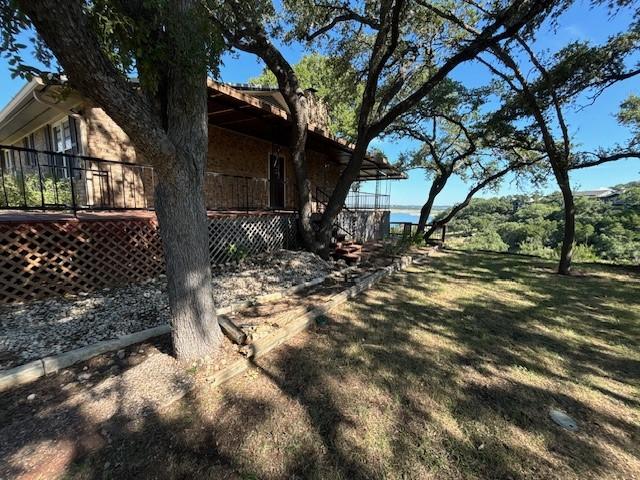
[442,182,640,264]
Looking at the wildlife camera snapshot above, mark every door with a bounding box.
[269,154,285,209]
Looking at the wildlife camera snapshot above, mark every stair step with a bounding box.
[340,253,360,265]
[334,246,361,255]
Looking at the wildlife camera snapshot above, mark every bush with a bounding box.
[461,229,508,252]
[571,244,599,263]
[517,238,557,259]
[0,173,72,207]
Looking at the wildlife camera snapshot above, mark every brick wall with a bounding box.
[5,101,345,211]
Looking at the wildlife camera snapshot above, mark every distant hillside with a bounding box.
[444,181,640,264]
[389,205,449,211]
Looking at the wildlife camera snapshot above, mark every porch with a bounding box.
[0,144,394,214]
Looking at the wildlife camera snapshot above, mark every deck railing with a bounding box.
[0,145,155,211]
[345,190,390,211]
[0,145,393,213]
[0,145,292,212]
[389,221,447,242]
[314,186,390,213]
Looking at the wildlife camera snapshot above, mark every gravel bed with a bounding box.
[0,249,331,371]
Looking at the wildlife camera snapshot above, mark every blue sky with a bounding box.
[1,0,638,206]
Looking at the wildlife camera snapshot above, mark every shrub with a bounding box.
[461,229,508,252]
[0,173,72,207]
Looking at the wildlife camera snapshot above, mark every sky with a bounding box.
[0,1,638,206]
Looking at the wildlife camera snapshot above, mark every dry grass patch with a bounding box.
[60,250,639,479]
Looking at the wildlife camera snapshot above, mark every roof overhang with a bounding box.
[0,78,83,145]
[207,80,406,180]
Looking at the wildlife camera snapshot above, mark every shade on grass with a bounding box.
[63,251,640,479]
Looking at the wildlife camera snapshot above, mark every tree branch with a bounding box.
[16,0,176,174]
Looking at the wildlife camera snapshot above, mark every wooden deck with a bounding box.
[0,209,297,223]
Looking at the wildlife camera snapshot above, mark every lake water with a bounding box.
[390,211,421,223]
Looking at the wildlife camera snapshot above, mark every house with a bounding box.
[0,77,401,214]
[575,188,620,202]
[0,77,403,303]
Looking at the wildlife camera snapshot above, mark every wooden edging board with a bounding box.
[207,255,413,388]
[0,267,352,392]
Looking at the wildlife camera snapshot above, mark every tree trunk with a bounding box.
[289,97,318,252]
[417,174,447,234]
[156,167,223,361]
[154,0,223,361]
[317,142,369,252]
[555,168,575,275]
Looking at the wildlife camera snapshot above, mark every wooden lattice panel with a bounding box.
[0,213,300,304]
[0,219,165,304]
[208,214,299,264]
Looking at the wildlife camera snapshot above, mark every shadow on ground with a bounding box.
[2,250,639,479]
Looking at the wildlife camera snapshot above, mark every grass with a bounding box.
[67,250,640,479]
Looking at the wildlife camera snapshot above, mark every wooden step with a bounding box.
[334,246,362,255]
[340,253,360,265]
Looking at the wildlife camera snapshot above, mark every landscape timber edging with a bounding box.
[0,268,350,392]
[207,254,414,389]
[0,257,413,392]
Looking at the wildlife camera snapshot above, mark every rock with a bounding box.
[78,372,92,381]
[549,408,578,431]
[82,365,89,371]
[27,393,36,401]
[1,249,330,371]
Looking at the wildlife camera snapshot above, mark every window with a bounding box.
[50,117,76,178]
[1,149,16,174]
[22,134,37,167]
[52,118,74,153]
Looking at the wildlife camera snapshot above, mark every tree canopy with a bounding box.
[250,53,361,139]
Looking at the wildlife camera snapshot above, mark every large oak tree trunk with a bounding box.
[156,167,223,361]
[316,143,369,254]
[555,168,575,275]
[20,0,224,362]
[156,1,224,361]
[289,97,319,252]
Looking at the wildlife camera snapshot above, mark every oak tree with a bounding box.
[2,0,225,361]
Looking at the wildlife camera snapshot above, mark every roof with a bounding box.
[207,81,405,180]
[0,78,83,144]
[575,189,619,198]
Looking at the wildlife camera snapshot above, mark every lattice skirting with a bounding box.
[208,214,298,264]
[0,213,299,304]
[338,210,390,243]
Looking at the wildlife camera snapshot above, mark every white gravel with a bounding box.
[0,249,331,370]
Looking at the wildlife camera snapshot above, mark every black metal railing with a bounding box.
[345,190,390,211]
[0,145,292,212]
[313,186,390,213]
[205,172,289,211]
[389,221,446,242]
[0,145,155,211]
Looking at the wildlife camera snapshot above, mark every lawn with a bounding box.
[67,250,640,479]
